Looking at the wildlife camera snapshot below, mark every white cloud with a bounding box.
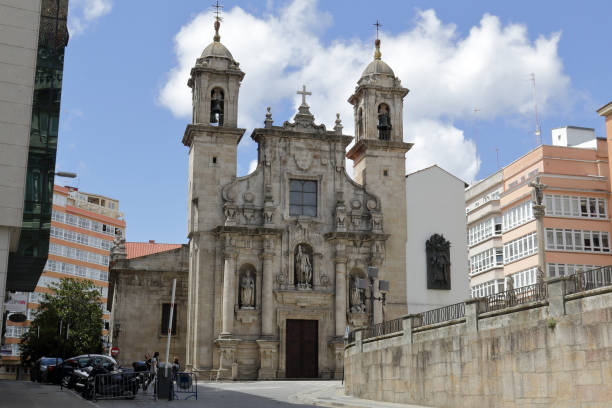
[159,1,569,182]
[68,0,112,36]
[248,159,258,174]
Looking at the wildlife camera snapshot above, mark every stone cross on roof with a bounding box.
[297,85,311,106]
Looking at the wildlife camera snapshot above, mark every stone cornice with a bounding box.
[212,225,283,236]
[346,139,413,160]
[324,231,389,241]
[182,124,246,147]
[250,127,354,146]
[348,83,409,105]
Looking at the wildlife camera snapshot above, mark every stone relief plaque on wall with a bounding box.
[426,234,451,290]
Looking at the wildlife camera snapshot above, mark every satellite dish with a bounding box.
[8,313,27,323]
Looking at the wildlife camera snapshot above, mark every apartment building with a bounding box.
[0,186,124,378]
[466,126,612,297]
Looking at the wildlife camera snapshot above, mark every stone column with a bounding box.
[402,314,415,344]
[221,251,236,336]
[261,252,274,336]
[465,298,480,333]
[547,276,569,317]
[335,253,347,337]
[533,204,546,281]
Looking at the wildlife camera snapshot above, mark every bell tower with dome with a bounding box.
[346,35,413,321]
[182,14,246,372]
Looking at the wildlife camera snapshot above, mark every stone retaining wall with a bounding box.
[344,280,612,407]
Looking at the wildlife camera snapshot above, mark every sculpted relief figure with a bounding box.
[426,234,451,290]
[295,244,313,288]
[240,274,255,308]
[349,276,365,313]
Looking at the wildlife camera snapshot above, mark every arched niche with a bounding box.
[294,243,313,289]
[377,103,391,141]
[210,87,225,126]
[238,263,256,309]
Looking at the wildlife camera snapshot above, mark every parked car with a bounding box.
[50,354,117,387]
[30,357,63,382]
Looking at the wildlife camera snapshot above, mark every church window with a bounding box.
[210,88,225,126]
[289,179,317,217]
[161,303,177,335]
[212,156,217,164]
[383,170,388,177]
[377,103,391,140]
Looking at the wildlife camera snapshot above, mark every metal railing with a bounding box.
[362,317,403,340]
[412,302,465,328]
[482,282,547,313]
[173,372,198,400]
[90,371,145,401]
[566,266,612,295]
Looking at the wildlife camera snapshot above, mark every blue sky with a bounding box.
[56,0,612,244]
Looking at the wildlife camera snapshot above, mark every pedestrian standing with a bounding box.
[172,356,180,378]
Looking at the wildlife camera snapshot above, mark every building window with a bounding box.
[544,194,607,219]
[503,232,538,264]
[161,304,177,335]
[502,200,534,231]
[547,263,601,278]
[469,247,503,275]
[289,179,317,217]
[468,217,500,246]
[545,228,610,253]
[470,279,505,298]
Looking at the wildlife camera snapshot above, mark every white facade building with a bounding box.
[405,165,469,313]
[0,0,41,338]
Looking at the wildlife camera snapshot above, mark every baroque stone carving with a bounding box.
[294,150,312,171]
[295,243,313,289]
[349,276,365,313]
[426,234,451,290]
[240,274,255,309]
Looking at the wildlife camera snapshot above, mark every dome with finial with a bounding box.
[361,38,395,78]
[199,16,236,62]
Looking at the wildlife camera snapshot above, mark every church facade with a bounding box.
[181,19,412,379]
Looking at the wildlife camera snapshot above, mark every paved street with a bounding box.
[0,379,331,408]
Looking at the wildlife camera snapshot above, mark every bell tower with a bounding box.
[346,34,412,321]
[182,14,245,371]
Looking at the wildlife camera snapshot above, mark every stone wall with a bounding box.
[108,246,189,367]
[344,280,612,407]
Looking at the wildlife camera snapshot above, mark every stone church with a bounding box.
[109,18,413,380]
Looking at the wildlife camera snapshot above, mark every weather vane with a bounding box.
[373,20,382,39]
[212,1,223,41]
[212,0,224,22]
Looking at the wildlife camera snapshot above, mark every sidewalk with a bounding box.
[291,382,431,408]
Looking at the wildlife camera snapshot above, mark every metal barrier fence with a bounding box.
[173,372,198,400]
[482,282,547,313]
[412,302,465,328]
[566,266,612,295]
[90,371,146,401]
[362,317,403,340]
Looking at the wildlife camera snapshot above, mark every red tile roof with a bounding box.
[125,241,183,259]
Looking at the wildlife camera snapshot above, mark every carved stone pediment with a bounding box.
[273,290,333,307]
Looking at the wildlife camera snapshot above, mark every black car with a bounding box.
[51,354,117,387]
[30,357,63,382]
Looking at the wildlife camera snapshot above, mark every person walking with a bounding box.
[172,357,180,378]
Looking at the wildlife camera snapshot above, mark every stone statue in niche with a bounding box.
[239,273,255,309]
[349,276,365,313]
[377,103,391,141]
[294,244,313,289]
[426,234,451,290]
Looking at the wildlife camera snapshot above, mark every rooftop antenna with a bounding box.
[496,147,500,169]
[530,73,542,145]
[211,0,223,42]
